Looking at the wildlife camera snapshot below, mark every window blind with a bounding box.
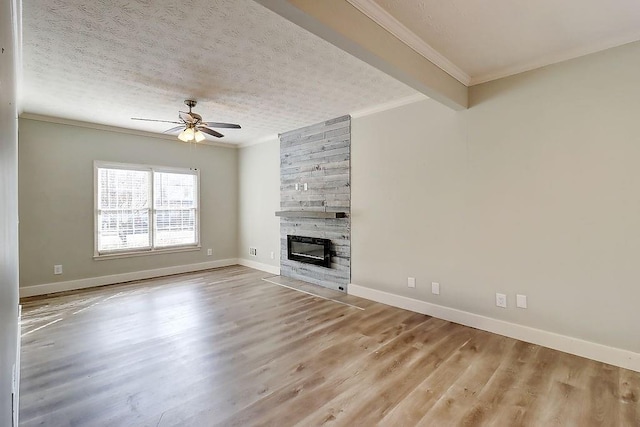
[95,163,199,256]
[97,168,151,253]
[154,171,198,247]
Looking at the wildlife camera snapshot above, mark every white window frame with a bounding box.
[94,161,201,259]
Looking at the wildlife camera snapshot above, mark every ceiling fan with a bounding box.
[132,100,241,142]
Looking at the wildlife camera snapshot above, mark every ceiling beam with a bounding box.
[254,0,468,110]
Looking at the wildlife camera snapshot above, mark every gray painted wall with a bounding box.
[351,41,640,353]
[18,119,239,288]
[279,116,351,291]
[0,0,19,423]
[238,137,281,268]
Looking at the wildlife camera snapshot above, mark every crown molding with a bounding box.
[470,33,640,86]
[346,1,640,88]
[346,0,470,86]
[19,113,239,149]
[350,93,427,118]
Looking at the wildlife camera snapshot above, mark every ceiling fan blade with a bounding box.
[203,122,241,129]
[132,118,181,124]
[198,126,224,138]
[179,111,195,123]
[163,125,185,134]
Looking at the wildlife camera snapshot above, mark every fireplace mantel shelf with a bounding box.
[275,210,347,219]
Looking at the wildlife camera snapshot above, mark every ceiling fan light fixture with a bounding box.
[194,130,205,142]
[178,127,196,142]
[178,129,190,142]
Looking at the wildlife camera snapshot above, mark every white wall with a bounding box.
[0,0,20,423]
[351,41,640,355]
[238,138,281,273]
[18,119,239,289]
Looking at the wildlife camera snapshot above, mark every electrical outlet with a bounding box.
[270,251,275,259]
[207,248,213,256]
[431,282,440,295]
[496,293,507,308]
[54,265,63,275]
[407,277,416,288]
[516,294,527,309]
[249,247,257,256]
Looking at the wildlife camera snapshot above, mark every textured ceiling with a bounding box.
[21,0,416,145]
[369,0,640,84]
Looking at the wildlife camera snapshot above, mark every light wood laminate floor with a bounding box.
[20,266,640,426]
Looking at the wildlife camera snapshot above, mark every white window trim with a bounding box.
[93,161,201,259]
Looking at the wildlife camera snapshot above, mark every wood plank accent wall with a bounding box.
[279,115,351,292]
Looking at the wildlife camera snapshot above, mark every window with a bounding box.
[95,162,199,257]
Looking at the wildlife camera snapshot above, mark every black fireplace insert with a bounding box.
[287,235,331,268]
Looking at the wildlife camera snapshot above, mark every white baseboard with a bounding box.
[348,283,640,373]
[19,259,239,298]
[237,258,281,275]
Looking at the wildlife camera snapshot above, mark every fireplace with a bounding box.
[287,235,331,268]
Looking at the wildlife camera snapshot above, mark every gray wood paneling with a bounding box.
[279,116,351,292]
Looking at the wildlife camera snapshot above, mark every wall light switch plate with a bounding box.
[303,183,308,191]
[496,293,507,308]
[407,277,416,288]
[54,265,63,275]
[295,183,299,190]
[270,251,275,259]
[516,294,527,309]
[431,282,440,295]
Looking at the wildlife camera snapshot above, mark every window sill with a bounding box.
[94,245,201,261]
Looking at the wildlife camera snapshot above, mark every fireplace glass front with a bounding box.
[287,235,331,268]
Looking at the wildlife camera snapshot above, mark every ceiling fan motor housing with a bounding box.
[131,99,239,140]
